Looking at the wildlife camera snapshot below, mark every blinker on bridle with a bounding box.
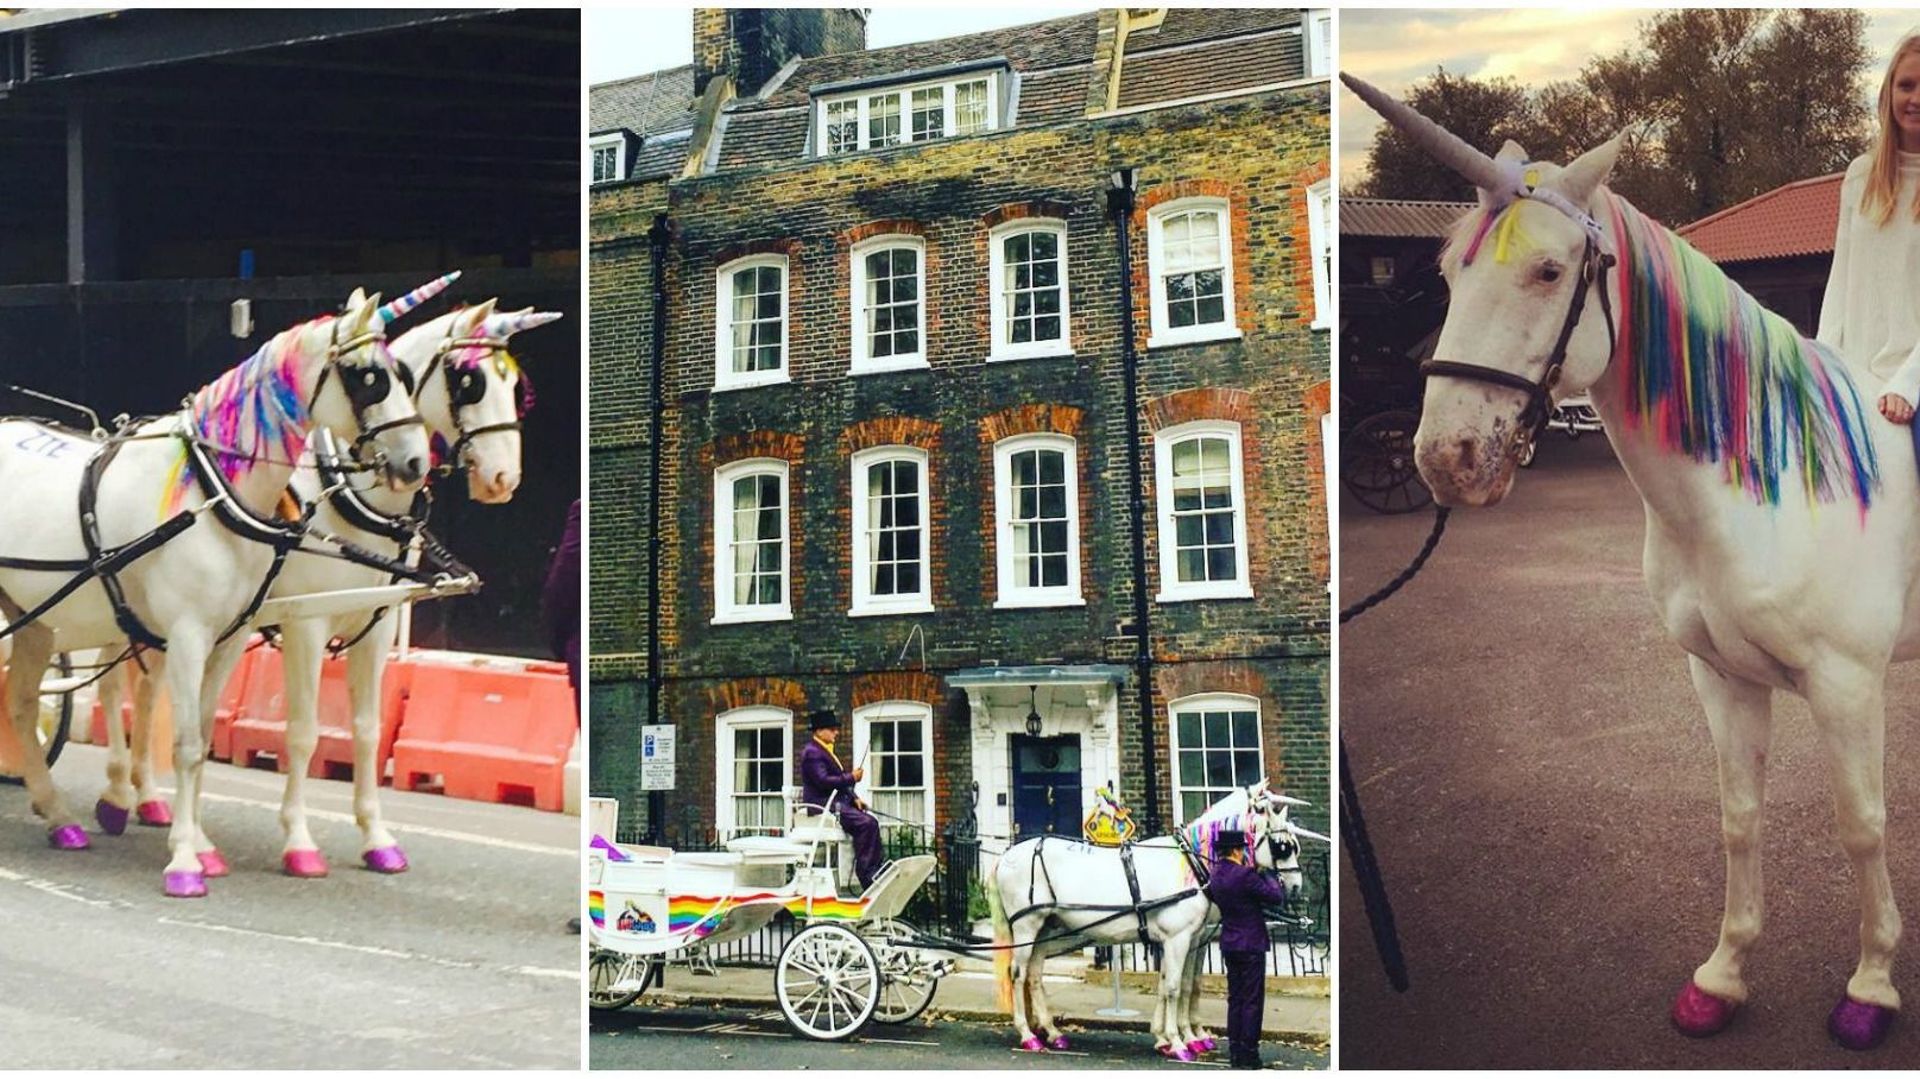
[307,320,427,471]
[421,327,522,475]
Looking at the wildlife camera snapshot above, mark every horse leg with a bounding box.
[1156,932,1196,1061]
[1670,657,1772,1037]
[1808,658,1901,1050]
[130,653,173,827]
[347,617,406,872]
[1028,937,1067,1049]
[158,628,215,896]
[1180,934,1212,1053]
[1009,932,1044,1051]
[278,622,329,877]
[178,637,246,880]
[4,622,87,848]
[95,658,134,834]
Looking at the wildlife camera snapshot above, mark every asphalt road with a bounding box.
[0,743,580,1068]
[591,1000,1327,1070]
[1338,434,1920,1068]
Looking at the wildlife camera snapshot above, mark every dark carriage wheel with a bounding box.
[0,653,75,785]
[1341,411,1433,515]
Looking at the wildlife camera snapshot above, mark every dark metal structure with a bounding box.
[0,9,581,657]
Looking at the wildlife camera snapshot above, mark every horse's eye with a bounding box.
[1539,264,1563,284]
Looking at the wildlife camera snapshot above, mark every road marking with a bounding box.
[193,791,573,857]
[0,865,122,908]
[504,965,581,981]
[159,917,480,969]
[865,1037,939,1046]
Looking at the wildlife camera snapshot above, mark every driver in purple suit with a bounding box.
[798,709,884,891]
[1209,828,1287,1070]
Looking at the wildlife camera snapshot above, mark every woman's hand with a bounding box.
[1881,393,1917,425]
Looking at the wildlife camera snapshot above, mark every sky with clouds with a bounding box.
[1339,8,1920,185]
[587,7,1091,85]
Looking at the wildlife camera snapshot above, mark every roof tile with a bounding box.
[1676,173,1842,263]
[1340,198,1475,239]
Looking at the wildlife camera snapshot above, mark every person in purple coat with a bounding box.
[1208,829,1287,1070]
[541,499,581,714]
[797,709,884,891]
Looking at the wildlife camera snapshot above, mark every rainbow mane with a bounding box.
[1606,197,1879,512]
[1180,787,1254,868]
[163,319,323,517]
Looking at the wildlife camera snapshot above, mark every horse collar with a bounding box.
[1420,232,1617,464]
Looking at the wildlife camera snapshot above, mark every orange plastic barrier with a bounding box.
[389,661,576,811]
[311,658,411,780]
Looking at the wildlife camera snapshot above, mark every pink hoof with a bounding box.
[1048,1034,1070,1050]
[1199,1037,1217,1053]
[196,850,229,878]
[48,824,90,851]
[136,800,172,827]
[1671,981,1739,1038]
[283,849,330,878]
[163,870,207,898]
[1830,996,1898,1051]
[95,799,130,836]
[1018,1036,1047,1052]
[1187,1039,1209,1056]
[1172,1046,1197,1063]
[362,846,409,874]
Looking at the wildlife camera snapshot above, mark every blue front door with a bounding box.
[1011,734,1081,842]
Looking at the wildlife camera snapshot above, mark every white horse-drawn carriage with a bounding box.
[587,792,953,1041]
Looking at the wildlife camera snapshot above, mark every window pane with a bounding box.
[911,86,943,142]
[955,79,989,134]
[1232,709,1257,745]
[868,94,901,147]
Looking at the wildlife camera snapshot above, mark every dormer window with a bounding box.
[815,71,1002,157]
[589,133,626,184]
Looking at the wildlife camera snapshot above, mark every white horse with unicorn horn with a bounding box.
[1345,71,1910,1050]
[94,274,561,879]
[0,291,430,898]
[987,780,1323,1060]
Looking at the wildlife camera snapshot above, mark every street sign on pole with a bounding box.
[641,724,675,791]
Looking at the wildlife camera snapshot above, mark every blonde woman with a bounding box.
[1822,34,1920,423]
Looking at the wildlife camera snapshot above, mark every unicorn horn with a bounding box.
[1290,825,1333,845]
[376,271,462,325]
[482,310,565,339]
[1340,72,1517,197]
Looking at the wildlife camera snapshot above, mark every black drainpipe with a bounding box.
[1106,167,1161,836]
[646,211,670,836]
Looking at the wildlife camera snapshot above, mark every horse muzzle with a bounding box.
[1416,428,1521,507]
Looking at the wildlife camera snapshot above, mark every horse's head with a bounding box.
[389,298,560,504]
[1344,73,1624,507]
[1245,783,1312,897]
[305,291,429,491]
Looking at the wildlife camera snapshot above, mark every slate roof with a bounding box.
[1340,198,1475,239]
[1677,172,1842,263]
[591,64,697,137]
[1115,8,1302,109]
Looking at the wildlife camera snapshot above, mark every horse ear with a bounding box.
[457,298,499,336]
[1548,132,1624,207]
[348,287,369,308]
[346,293,380,335]
[1495,139,1527,165]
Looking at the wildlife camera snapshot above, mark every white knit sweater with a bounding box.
[1818,151,1920,405]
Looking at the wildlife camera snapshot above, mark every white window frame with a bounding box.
[712,458,791,625]
[1304,10,1332,79]
[715,706,793,837]
[849,235,929,373]
[713,254,790,391]
[852,701,936,833]
[1307,180,1332,330]
[1167,693,1265,826]
[814,72,1002,157]
[988,219,1073,361]
[1154,420,1253,602]
[993,433,1083,608]
[849,445,934,616]
[1146,197,1241,349]
[589,134,625,184]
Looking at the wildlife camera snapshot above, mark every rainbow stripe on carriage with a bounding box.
[666,891,873,935]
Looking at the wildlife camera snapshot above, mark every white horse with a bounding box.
[989,782,1311,1059]
[0,292,429,897]
[96,284,559,879]
[1346,73,1911,1050]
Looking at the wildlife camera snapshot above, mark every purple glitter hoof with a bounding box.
[196,849,229,878]
[1170,1046,1197,1062]
[163,870,207,898]
[362,846,409,874]
[1201,1037,1217,1053]
[283,849,329,878]
[94,799,130,836]
[1187,1039,1209,1056]
[1018,1036,1047,1052]
[1048,1034,1070,1051]
[1830,996,1897,1051]
[1671,981,1738,1038]
[48,824,90,851]
[136,800,172,827]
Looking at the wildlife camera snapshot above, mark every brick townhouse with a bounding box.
[588,8,1332,848]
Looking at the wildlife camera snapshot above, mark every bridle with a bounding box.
[306,320,427,474]
[419,326,522,475]
[1419,208,1619,466]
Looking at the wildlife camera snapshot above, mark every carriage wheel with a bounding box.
[1517,436,1539,469]
[1341,410,1433,515]
[587,947,654,1011]
[0,653,75,786]
[870,918,940,1024]
[776,922,880,1041]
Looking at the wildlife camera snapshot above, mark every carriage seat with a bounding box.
[724,835,813,860]
[787,787,849,841]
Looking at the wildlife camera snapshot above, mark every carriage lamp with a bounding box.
[1025,685,1043,737]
